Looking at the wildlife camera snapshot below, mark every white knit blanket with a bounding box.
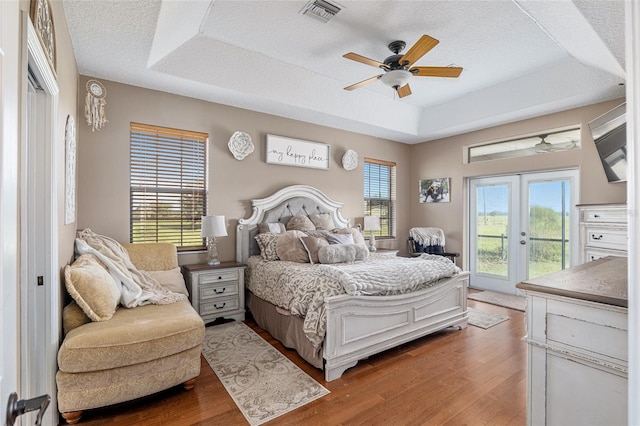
[409,227,445,247]
[74,229,187,308]
[317,254,460,296]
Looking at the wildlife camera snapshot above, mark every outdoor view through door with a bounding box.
[469,170,579,294]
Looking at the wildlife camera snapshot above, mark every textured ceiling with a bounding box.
[62,0,626,144]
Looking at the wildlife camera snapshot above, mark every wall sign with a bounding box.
[30,0,56,76]
[266,134,330,170]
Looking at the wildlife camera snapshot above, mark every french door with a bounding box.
[469,170,579,294]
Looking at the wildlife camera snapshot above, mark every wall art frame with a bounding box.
[265,134,330,170]
[419,177,451,203]
[30,0,56,76]
[64,115,77,224]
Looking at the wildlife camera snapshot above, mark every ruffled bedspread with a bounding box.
[246,253,461,349]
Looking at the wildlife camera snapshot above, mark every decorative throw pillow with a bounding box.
[64,254,121,321]
[286,215,316,231]
[299,235,330,264]
[255,232,281,261]
[324,232,355,245]
[146,267,189,296]
[258,222,286,234]
[318,243,369,264]
[309,213,334,230]
[276,230,309,263]
[332,227,366,246]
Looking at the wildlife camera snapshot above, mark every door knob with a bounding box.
[520,240,526,245]
[5,392,50,426]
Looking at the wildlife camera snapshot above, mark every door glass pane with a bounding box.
[528,180,570,279]
[476,185,509,277]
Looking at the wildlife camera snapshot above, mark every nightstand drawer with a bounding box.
[200,296,239,316]
[200,281,239,300]
[199,269,239,284]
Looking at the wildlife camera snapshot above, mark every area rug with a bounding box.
[467,307,510,329]
[468,290,526,311]
[202,322,330,425]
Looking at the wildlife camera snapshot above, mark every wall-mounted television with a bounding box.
[588,103,627,183]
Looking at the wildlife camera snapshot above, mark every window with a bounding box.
[467,128,581,163]
[130,122,207,251]
[363,158,396,238]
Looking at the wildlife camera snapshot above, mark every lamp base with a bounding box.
[207,259,221,266]
[368,231,377,252]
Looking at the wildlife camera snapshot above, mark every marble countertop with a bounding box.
[516,256,628,308]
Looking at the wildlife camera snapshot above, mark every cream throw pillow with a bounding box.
[64,254,121,321]
[299,235,330,264]
[318,243,369,264]
[309,213,334,230]
[146,267,189,296]
[276,230,309,263]
[286,215,316,231]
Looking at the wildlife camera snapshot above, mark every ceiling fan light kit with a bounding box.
[343,34,462,98]
[380,69,412,89]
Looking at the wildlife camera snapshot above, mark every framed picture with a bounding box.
[419,178,450,203]
[30,0,56,76]
[266,134,330,170]
[64,115,76,224]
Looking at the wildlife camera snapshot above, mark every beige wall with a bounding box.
[51,0,79,269]
[76,78,411,263]
[409,99,627,265]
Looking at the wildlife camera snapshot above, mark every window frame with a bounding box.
[363,157,396,238]
[129,122,208,251]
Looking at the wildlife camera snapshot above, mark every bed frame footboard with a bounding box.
[323,271,469,381]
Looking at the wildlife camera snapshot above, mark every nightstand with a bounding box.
[182,262,246,322]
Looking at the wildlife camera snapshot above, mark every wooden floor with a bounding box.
[66,299,526,425]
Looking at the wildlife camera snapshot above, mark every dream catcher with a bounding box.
[84,79,108,132]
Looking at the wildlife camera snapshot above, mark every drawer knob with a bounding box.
[214,302,226,309]
[594,214,600,218]
[214,288,226,294]
[592,234,603,240]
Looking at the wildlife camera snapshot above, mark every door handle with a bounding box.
[5,392,50,426]
[520,240,526,245]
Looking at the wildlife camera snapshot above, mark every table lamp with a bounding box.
[201,215,228,265]
[363,216,381,252]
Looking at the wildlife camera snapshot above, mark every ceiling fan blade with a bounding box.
[411,66,463,78]
[344,75,382,91]
[397,84,412,98]
[343,52,386,69]
[399,34,439,67]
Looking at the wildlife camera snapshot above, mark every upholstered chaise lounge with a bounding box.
[56,242,205,424]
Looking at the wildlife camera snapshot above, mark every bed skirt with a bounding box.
[246,291,324,369]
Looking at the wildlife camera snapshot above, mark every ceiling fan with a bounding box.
[343,34,463,98]
[534,134,577,153]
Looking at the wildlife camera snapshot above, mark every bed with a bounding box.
[236,185,469,381]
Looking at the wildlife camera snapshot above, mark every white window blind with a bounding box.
[130,122,208,251]
[364,158,396,238]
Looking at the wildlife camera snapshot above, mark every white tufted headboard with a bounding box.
[235,185,350,263]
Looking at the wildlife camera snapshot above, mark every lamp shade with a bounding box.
[363,215,381,231]
[201,215,228,238]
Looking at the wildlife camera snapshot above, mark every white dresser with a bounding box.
[578,203,627,263]
[517,257,628,426]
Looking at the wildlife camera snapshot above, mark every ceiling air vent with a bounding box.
[300,0,342,23]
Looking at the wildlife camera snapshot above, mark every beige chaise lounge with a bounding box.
[56,242,205,424]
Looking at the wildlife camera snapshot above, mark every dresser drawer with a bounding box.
[546,299,627,363]
[584,226,627,251]
[200,295,240,316]
[581,206,627,223]
[199,269,239,284]
[585,247,627,262]
[200,281,239,300]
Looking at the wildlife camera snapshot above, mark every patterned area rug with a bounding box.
[467,308,510,329]
[202,322,330,425]
[468,290,526,311]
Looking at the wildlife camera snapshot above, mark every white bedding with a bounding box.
[245,253,461,349]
